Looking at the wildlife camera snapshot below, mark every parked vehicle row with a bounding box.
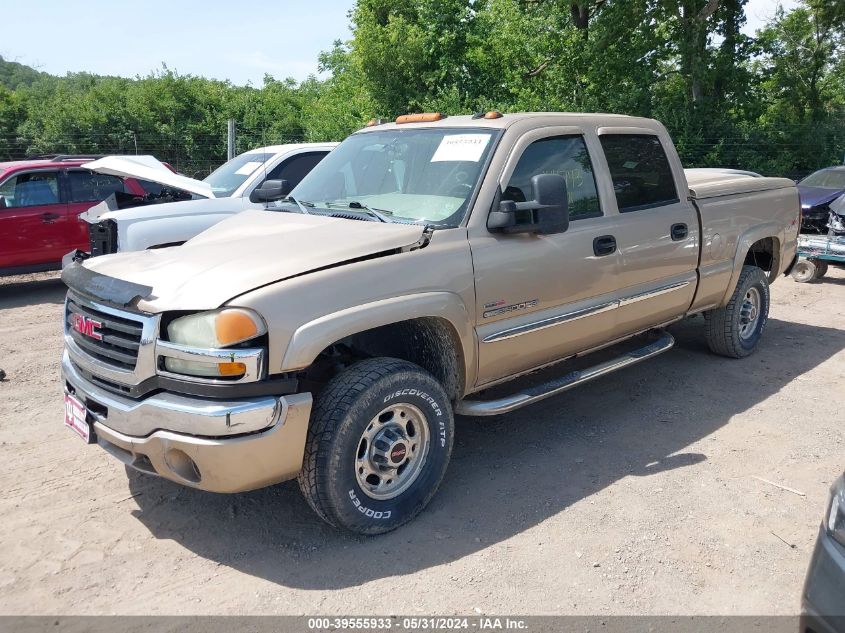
[0,146,335,275]
[60,111,799,535]
[0,155,180,275]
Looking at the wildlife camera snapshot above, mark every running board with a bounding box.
[455,331,675,417]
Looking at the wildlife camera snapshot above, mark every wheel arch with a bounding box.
[281,292,476,400]
[720,227,781,306]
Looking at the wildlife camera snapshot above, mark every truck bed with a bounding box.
[684,169,795,200]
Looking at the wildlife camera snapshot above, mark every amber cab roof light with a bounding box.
[365,118,384,127]
[395,112,445,124]
[472,110,504,120]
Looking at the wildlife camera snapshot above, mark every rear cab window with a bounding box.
[599,134,679,212]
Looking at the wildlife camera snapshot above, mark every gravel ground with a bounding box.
[0,268,842,615]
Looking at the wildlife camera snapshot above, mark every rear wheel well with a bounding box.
[743,237,779,282]
[302,318,465,402]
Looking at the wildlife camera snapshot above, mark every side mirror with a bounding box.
[488,174,569,235]
[0,196,6,209]
[250,179,290,203]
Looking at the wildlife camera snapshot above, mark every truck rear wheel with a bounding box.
[704,265,770,358]
[297,358,454,534]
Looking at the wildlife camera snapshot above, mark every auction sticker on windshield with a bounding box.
[234,161,263,176]
[431,134,490,162]
[64,392,93,443]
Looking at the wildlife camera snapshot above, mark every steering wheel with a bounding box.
[446,182,473,197]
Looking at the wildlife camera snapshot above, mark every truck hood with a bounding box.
[797,185,844,210]
[81,210,427,312]
[86,195,248,224]
[83,155,216,199]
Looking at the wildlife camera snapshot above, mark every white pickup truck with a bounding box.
[81,143,336,255]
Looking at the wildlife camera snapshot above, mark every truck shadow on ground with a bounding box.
[127,316,845,589]
[0,276,65,310]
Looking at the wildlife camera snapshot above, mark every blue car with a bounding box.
[798,167,845,233]
[801,471,845,633]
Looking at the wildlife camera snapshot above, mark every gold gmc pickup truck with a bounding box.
[61,112,800,534]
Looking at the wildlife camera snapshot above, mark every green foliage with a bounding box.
[0,55,49,90]
[0,0,843,177]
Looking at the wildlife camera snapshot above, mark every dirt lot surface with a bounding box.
[0,269,842,616]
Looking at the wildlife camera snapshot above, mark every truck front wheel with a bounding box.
[297,358,454,534]
[704,265,770,358]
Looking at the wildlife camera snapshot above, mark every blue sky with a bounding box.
[2,0,796,86]
[1,0,356,85]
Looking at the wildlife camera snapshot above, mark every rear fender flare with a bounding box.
[721,224,781,306]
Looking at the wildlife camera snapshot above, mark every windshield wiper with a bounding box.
[347,201,395,223]
[279,196,313,215]
[321,200,397,223]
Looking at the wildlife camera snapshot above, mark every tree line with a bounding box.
[1,0,843,178]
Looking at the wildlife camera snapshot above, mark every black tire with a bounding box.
[704,265,770,358]
[297,358,454,535]
[791,260,816,283]
[812,260,829,279]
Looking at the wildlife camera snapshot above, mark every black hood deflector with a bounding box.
[61,257,152,308]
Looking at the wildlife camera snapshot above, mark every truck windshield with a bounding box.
[204,153,271,197]
[289,128,498,226]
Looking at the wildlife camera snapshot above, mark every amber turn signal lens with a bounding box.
[215,311,259,346]
[217,362,247,377]
[395,112,445,124]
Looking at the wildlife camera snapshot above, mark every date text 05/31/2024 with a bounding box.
[307,617,528,631]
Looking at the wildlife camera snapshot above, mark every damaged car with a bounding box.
[81,144,336,256]
[798,166,845,233]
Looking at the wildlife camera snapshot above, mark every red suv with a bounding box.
[0,155,159,276]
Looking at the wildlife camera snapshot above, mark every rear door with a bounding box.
[63,169,128,251]
[595,130,699,336]
[0,169,68,270]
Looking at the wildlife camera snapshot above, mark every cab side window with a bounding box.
[67,170,126,203]
[503,136,601,220]
[266,153,327,189]
[599,134,679,212]
[0,171,60,208]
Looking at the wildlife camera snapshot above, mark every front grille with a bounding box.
[66,297,143,370]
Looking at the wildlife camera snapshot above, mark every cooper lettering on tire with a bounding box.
[298,358,455,534]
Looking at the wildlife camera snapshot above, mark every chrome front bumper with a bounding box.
[62,352,313,493]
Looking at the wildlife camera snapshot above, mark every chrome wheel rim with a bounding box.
[739,287,762,340]
[355,403,430,500]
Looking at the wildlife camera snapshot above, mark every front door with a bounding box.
[0,169,68,270]
[470,129,621,387]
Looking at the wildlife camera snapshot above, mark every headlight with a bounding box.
[827,475,845,548]
[164,308,266,378]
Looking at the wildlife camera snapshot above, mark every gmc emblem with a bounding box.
[71,314,103,341]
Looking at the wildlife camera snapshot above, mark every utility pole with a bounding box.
[227,119,236,160]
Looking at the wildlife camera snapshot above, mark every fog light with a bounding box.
[164,448,201,483]
[163,358,246,378]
